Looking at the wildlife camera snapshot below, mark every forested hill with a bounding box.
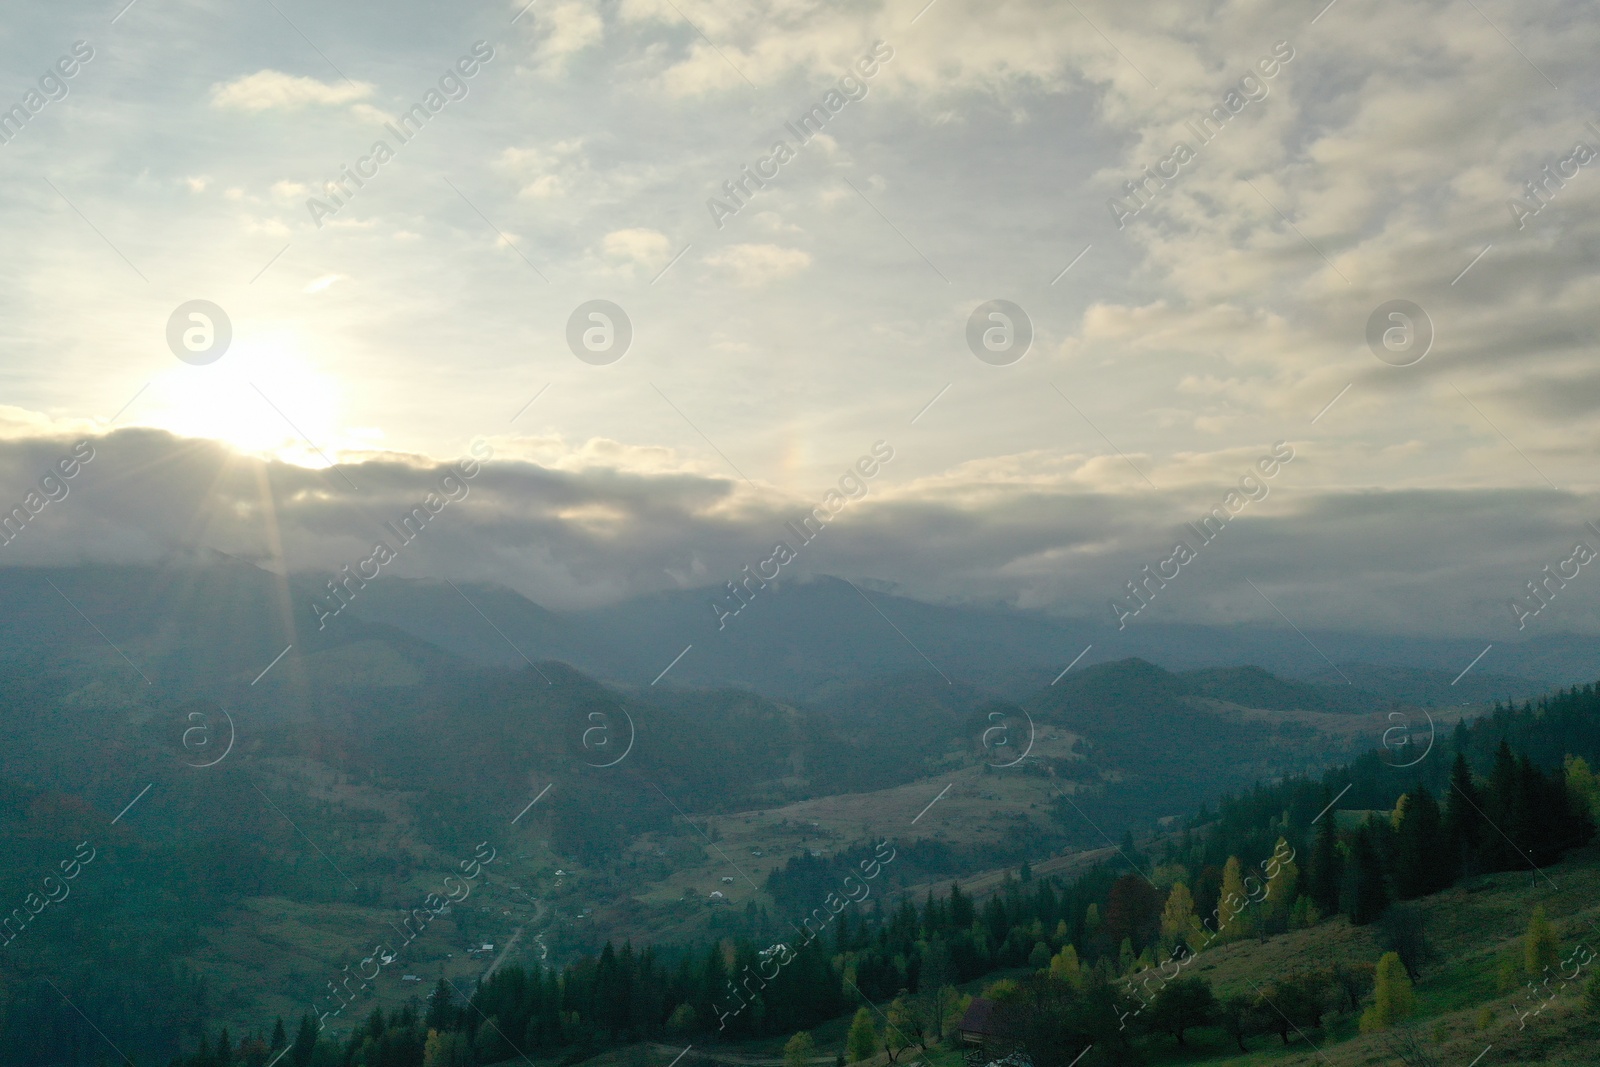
[170,682,1600,1067]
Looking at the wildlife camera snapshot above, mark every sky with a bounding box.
[1,0,1599,644]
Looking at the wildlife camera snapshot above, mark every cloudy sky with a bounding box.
[2,0,1599,645]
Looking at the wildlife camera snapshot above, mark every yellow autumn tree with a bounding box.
[1360,952,1416,1032]
[846,1007,878,1063]
[1048,943,1082,985]
[423,1030,473,1067]
[1566,755,1599,820]
[1526,906,1560,977]
[1160,883,1202,952]
[1217,857,1249,940]
[1391,793,1410,830]
[784,1031,815,1067]
[1262,836,1300,932]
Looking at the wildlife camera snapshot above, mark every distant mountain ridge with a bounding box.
[345,572,1556,705]
[0,556,1523,849]
[0,560,1559,707]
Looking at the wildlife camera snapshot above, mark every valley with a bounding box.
[0,560,1590,1066]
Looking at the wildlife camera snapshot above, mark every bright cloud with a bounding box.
[701,243,812,284]
[210,70,373,111]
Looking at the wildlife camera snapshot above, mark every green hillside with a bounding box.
[152,680,1600,1067]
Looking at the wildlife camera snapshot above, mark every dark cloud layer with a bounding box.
[3,427,1598,642]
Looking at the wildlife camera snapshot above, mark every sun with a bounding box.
[139,331,346,464]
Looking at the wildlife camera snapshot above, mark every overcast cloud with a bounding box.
[1,0,1597,642]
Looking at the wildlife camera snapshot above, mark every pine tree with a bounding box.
[948,883,975,929]
[702,940,730,1023]
[1359,952,1415,1032]
[1482,741,1523,871]
[846,1007,877,1062]
[425,978,455,1032]
[270,1017,287,1051]
[1307,815,1342,913]
[290,1013,319,1067]
[1394,785,1450,898]
[1445,751,1485,873]
[594,941,625,1038]
[1524,905,1560,977]
[1340,825,1389,925]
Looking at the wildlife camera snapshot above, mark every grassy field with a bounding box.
[606,698,1475,935]
[625,726,1083,913]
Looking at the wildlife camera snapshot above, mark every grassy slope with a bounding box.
[1166,844,1600,1065]
[548,843,1600,1067]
